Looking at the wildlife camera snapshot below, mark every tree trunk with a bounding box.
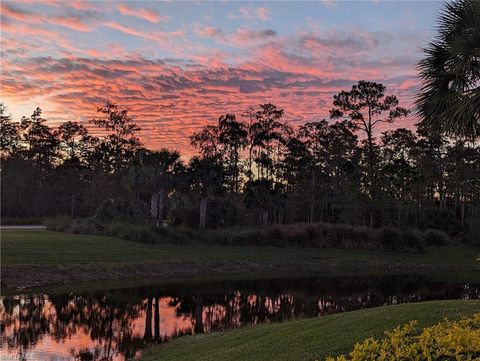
[194,296,204,334]
[199,195,208,230]
[309,171,315,223]
[154,296,160,341]
[248,145,254,181]
[151,189,165,227]
[150,193,158,223]
[261,210,268,228]
[36,182,41,216]
[366,128,376,228]
[70,191,75,218]
[156,189,165,227]
[144,297,153,341]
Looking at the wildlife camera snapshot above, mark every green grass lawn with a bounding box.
[2,229,479,268]
[141,300,480,361]
[2,229,480,292]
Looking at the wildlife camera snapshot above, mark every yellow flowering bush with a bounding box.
[326,314,480,361]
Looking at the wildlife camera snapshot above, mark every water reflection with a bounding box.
[1,275,479,361]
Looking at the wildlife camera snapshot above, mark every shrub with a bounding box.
[354,226,374,249]
[305,225,320,246]
[0,216,44,225]
[44,217,445,253]
[375,227,400,251]
[326,314,480,361]
[466,215,480,245]
[420,207,463,236]
[45,216,74,232]
[70,219,97,235]
[399,229,424,253]
[265,226,288,247]
[423,228,451,246]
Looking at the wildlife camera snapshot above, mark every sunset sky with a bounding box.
[1,0,442,154]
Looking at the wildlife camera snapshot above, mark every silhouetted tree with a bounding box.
[330,81,409,226]
[189,156,224,229]
[20,107,59,169]
[143,149,184,226]
[0,103,21,159]
[217,114,248,193]
[90,102,143,172]
[249,104,289,182]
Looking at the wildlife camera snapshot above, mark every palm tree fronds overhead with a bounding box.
[416,0,480,139]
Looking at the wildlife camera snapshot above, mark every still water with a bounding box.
[1,275,479,361]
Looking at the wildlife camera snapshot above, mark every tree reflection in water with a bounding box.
[1,275,478,361]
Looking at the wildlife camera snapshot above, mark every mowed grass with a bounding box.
[141,300,480,361]
[2,229,479,269]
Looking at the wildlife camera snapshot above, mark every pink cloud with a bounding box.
[103,21,184,45]
[68,1,98,11]
[1,50,418,156]
[196,26,223,39]
[229,6,270,21]
[103,21,145,38]
[230,28,277,45]
[49,16,92,32]
[118,4,169,23]
[1,4,422,156]
[0,2,42,22]
[1,2,92,32]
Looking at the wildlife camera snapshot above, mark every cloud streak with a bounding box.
[229,6,270,21]
[117,4,169,23]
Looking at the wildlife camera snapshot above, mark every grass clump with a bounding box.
[327,313,480,361]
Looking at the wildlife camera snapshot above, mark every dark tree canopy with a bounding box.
[1,83,479,240]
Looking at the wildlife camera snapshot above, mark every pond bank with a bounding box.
[140,300,480,361]
[2,229,480,291]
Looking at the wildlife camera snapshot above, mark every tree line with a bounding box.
[1,80,479,239]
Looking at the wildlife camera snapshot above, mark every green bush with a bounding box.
[266,226,288,247]
[423,228,451,246]
[399,229,424,253]
[374,228,423,253]
[466,215,480,245]
[327,314,480,361]
[375,227,400,251]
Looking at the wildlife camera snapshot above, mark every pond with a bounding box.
[1,275,479,361]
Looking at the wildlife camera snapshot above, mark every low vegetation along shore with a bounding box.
[2,228,479,290]
[44,217,455,253]
[140,300,480,361]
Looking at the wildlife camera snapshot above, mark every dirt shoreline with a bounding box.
[3,258,480,291]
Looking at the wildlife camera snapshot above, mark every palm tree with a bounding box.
[416,0,480,139]
[143,149,184,227]
[189,156,224,230]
